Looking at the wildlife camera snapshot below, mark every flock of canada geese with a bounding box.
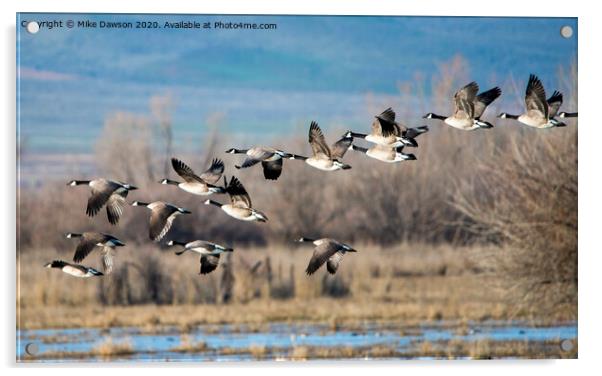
[45,74,577,279]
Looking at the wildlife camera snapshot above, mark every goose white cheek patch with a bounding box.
[16,11,577,363]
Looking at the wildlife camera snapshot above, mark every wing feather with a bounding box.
[453,82,479,119]
[330,136,353,160]
[226,176,252,208]
[305,240,341,275]
[73,233,106,263]
[261,159,283,180]
[86,180,116,217]
[326,251,345,274]
[547,90,563,118]
[101,247,115,274]
[525,74,548,118]
[149,204,178,242]
[106,191,127,225]
[308,121,332,158]
[171,158,204,183]
[374,108,401,137]
[200,158,225,185]
[200,254,220,274]
[473,87,502,118]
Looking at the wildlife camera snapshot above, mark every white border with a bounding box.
[3,1,599,375]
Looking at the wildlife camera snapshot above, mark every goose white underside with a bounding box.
[517,115,556,129]
[306,158,342,171]
[364,134,402,147]
[178,182,214,195]
[187,247,219,255]
[221,205,263,221]
[444,117,480,130]
[264,153,282,161]
[365,150,408,163]
[62,265,91,278]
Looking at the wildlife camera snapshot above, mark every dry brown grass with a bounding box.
[170,335,208,353]
[93,338,135,358]
[18,242,535,330]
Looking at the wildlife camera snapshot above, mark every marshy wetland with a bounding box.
[18,320,577,361]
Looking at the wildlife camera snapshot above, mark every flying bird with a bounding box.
[44,260,103,278]
[131,201,191,242]
[204,176,268,222]
[167,240,234,275]
[497,75,566,128]
[290,121,353,171]
[423,82,502,130]
[160,158,225,195]
[226,146,294,180]
[66,232,125,274]
[68,178,137,225]
[345,108,429,147]
[296,237,357,275]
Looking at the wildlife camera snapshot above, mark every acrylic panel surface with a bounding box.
[16,13,578,362]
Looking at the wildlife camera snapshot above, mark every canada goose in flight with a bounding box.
[345,108,429,147]
[226,147,294,180]
[204,176,268,222]
[290,121,353,171]
[167,240,233,275]
[160,158,225,195]
[423,82,502,130]
[68,179,138,225]
[66,232,125,274]
[497,75,566,128]
[558,112,578,118]
[131,201,191,242]
[296,237,357,275]
[44,260,103,278]
[349,144,417,163]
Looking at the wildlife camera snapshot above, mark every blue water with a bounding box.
[17,321,577,362]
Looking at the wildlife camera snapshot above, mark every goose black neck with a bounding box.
[48,260,67,268]
[70,180,90,185]
[162,179,180,185]
[349,132,368,139]
[504,114,519,119]
[135,202,150,207]
[234,148,248,154]
[170,240,187,247]
[430,113,447,120]
[351,145,368,154]
[206,199,223,207]
[299,237,315,242]
[291,154,308,161]
[67,233,82,238]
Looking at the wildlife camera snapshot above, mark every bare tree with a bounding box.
[150,93,174,176]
